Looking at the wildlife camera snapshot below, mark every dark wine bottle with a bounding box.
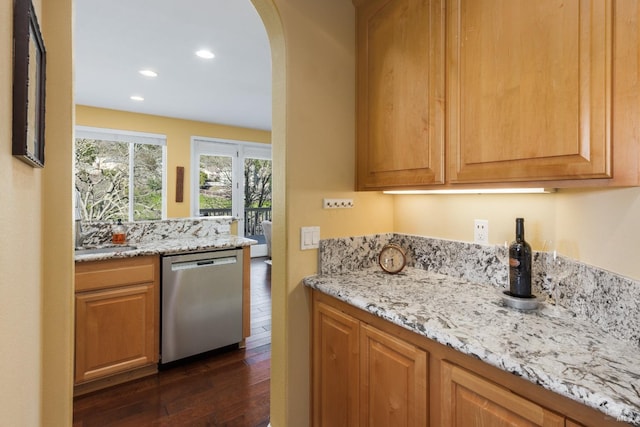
[509,218,532,298]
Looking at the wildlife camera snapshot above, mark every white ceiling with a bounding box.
[74,0,272,131]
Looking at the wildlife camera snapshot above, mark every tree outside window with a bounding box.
[244,158,272,210]
[75,136,164,222]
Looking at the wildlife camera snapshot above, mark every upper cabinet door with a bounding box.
[447,0,613,184]
[356,0,445,190]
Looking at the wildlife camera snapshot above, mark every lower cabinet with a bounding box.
[313,299,428,427]
[360,323,428,427]
[440,362,563,427]
[74,256,159,394]
[312,290,625,427]
[313,300,360,427]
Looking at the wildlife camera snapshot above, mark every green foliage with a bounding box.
[244,158,272,208]
[200,194,232,209]
[75,137,163,222]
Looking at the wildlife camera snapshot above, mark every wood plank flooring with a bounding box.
[73,257,272,427]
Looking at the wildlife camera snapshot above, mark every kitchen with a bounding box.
[1,1,640,427]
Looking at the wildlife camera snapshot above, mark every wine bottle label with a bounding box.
[509,258,520,267]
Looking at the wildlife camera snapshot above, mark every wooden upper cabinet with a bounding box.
[354,0,639,189]
[355,0,445,190]
[441,362,564,427]
[447,0,613,183]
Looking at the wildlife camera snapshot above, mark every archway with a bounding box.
[250,2,286,426]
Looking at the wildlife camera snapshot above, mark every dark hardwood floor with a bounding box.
[73,257,272,427]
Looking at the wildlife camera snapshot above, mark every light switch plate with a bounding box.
[301,226,320,250]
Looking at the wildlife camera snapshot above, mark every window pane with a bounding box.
[199,154,233,216]
[244,158,272,239]
[75,138,129,221]
[133,144,163,220]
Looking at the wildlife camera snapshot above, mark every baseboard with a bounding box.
[74,364,158,397]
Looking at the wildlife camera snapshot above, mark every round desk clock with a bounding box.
[378,244,406,274]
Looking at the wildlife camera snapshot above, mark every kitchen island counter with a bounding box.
[304,267,640,425]
[75,235,256,262]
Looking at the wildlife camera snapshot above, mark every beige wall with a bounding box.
[42,0,74,423]
[256,0,394,425]
[394,193,557,249]
[555,188,640,280]
[0,0,44,423]
[3,1,637,426]
[1,0,74,425]
[75,105,271,218]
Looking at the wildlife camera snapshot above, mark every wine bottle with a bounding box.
[509,218,532,297]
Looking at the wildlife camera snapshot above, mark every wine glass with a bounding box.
[542,240,570,313]
[495,241,509,288]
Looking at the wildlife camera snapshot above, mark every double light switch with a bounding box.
[301,226,320,250]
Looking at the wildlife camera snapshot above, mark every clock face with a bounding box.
[378,244,406,274]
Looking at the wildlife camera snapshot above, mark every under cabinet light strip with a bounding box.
[383,188,556,195]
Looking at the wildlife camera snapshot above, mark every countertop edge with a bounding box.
[74,236,257,262]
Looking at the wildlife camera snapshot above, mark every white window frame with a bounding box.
[191,136,272,229]
[75,125,168,221]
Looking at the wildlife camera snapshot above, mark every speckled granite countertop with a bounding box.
[74,217,257,262]
[75,235,256,262]
[304,267,640,425]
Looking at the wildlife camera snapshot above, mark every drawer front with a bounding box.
[75,256,158,292]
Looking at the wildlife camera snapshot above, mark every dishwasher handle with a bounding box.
[170,256,237,271]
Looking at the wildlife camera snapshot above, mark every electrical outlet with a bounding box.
[474,219,489,244]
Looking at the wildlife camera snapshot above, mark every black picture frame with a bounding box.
[12,0,46,168]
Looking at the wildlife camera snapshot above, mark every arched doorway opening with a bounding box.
[250,3,286,426]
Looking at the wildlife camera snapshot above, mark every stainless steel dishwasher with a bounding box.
[161,248,243,364]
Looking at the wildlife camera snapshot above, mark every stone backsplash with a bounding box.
[79,217,235,247]
[319,233,640,348]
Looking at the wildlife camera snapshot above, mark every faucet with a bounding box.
[75,219,86,249]
[74,190,86,249]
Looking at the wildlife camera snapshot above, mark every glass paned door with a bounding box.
[244,155,272,258]
[192,139,272,258]
[199,154,234,217]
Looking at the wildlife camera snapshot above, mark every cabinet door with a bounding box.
[313,301,360,427]
[75,283,157,383]
[360,323,428,427]
[441,362,564,427]
[356,0,445,190]
[447,0,612,184]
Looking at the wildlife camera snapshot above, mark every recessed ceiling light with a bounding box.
[139,69,158,77]
[130,95,144,102]
[195,49,215,59]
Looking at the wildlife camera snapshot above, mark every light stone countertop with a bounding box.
[74,235,256,262]
[303,267,640,426]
